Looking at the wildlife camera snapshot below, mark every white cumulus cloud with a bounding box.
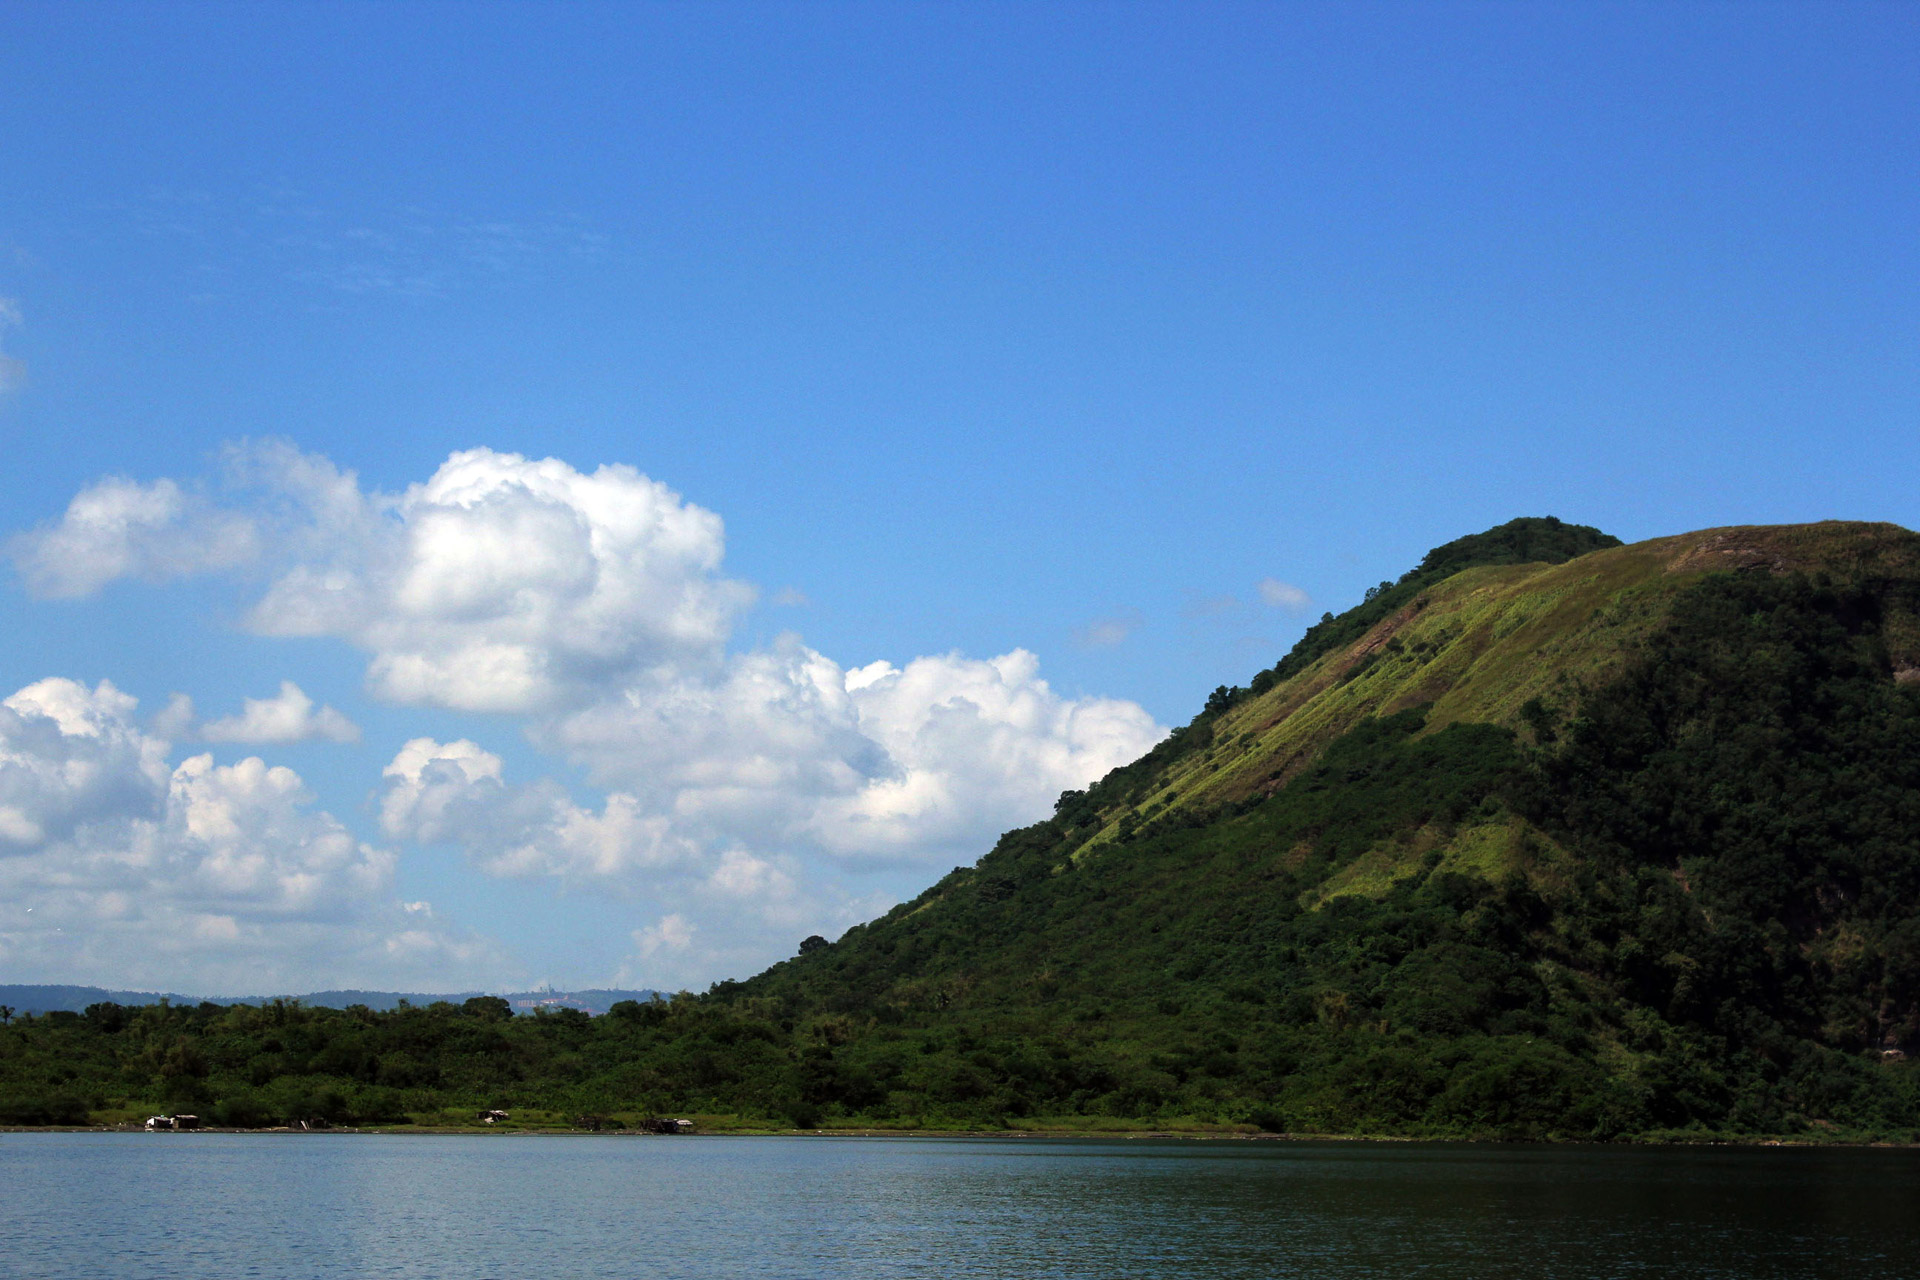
[0,677,497,992]
[378,736,698,881]
[248,447,755,713]
[9,475,261,598]
[543,640,1162,868]
[16,444,1170,985]
[10,443,753,713]
[200,681,359,745]
[809,648,1161,861]
[633,912,695,959]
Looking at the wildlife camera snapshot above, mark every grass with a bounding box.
[1073,521,1920,859]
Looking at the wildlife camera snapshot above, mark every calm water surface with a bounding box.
[2,1133,1917,1278]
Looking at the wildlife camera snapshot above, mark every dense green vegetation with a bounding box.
[0,994,799,1130]
[714,571,1920,1140]
[5,521,1918,1142]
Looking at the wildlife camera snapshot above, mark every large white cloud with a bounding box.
[12,443,753,712]
[364,637,1162,986]
[11,443,1168,985]
[0,678,495,992]
[370,640,1160,985]
[15,444,1163,864]
[246,446,754,712]
[540,639,1161,868]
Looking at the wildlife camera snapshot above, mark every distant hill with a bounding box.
[0,985,206,1016]
[0,984,657,1017]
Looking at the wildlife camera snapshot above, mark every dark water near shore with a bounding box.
[3,1133,1917,1278]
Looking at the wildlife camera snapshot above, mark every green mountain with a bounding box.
[5,517,1919,1141]
[710,517,1920,1138]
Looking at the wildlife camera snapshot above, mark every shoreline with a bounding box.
[4,1123,1915,1149]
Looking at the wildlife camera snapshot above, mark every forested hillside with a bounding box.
[7,519,1919,1141]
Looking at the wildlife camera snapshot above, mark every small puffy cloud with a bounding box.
[200,681,359,745]
[9,475,261,598]
[378,737,507,844]
[1180,580,1311,629]
[1257,578,1311,611]
[164,752,388,913]
[770,587,810,607]
[706,848,796,903]
[0,677,495,992]
[1074,609,1143,649]
[633,912,695,959]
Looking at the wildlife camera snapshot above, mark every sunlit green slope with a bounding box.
[716,517,1920,1138]
[1093,519,1920,840]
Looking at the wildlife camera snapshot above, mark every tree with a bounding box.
[799,935,828,956]
[462,996,513,1021]
[1204,685,1241,716]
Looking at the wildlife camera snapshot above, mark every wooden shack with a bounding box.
[643,1117,695,1134]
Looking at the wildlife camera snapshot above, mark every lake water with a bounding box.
[2,1133,1916,1278]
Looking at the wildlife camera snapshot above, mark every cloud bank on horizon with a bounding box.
[0,676,486,995]
[3,443,1169,990]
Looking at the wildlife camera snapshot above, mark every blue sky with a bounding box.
[1,2,1914,995]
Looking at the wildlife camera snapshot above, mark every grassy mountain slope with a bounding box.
[708,518,1920,1137]
[6,518,1919,1140]
[1088,520,1919,836]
